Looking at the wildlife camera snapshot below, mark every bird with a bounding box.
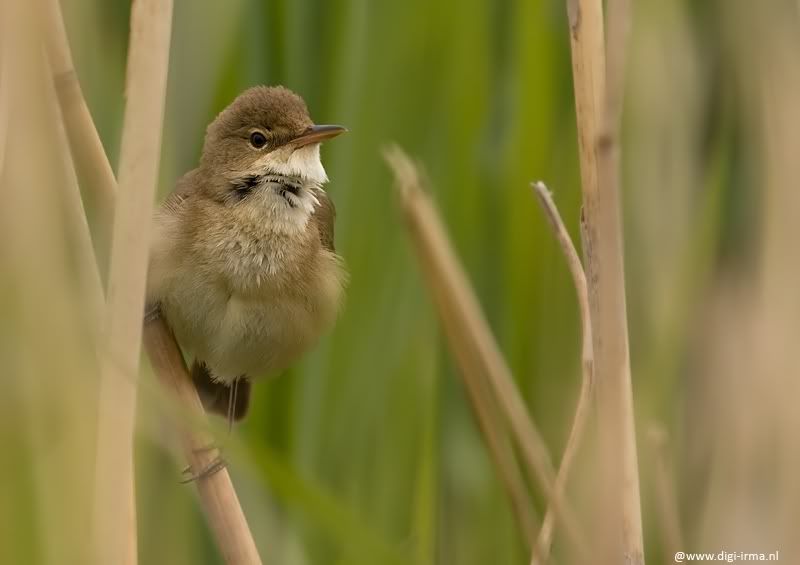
[147,85,347,426]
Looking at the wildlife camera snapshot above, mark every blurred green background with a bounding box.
[5,0,787,563]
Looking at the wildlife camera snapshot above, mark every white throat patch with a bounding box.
[237,143,327,236]
[255,143,328,186]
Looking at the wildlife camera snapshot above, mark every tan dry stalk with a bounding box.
[92,1,174,563]
[749,4,800,554]
[39,0,107,327]
[41,0,117,264]
[1,4,101,561]
[37,31,105,329]
[45,3,263,562]
[0,41,7,177]
[384,147,588,562]
[0,3,10,178]
[564,0,644,562]
[47,69,105,333]
[425,221,541,553]
[144,318,263,564]
[529,182,594,565]
[648,426,684,563]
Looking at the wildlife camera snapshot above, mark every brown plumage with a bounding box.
[147,86,347,421]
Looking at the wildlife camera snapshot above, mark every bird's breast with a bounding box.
[212,248,344,380]
[161,240,345,382]
[151,195,346,382]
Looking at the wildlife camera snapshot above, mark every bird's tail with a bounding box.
[191,361,251,422]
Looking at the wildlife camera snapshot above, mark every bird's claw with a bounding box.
[180,456,226,483]
[179,444,226,483]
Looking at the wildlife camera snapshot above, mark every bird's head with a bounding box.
[198,85,345,226]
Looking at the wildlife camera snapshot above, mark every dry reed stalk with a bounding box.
[426,221,540,553]
[44,3,263,562]
[1,4,101,562]
[92,0,173,563]
[529,182,594,565]
[144,317,263,564]
[41,0,117,265]
[46,69,105,332]
[37,1,104,322]
[0,60,7,177]
[564,0,644,562]
[0,10,9,178]
[746,4,800,555]
[384,147,588,562]
[647,425,683,563]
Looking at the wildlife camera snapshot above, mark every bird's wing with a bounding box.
[147,169,199,305]
[160,168,199,215]
[311,187,336,252]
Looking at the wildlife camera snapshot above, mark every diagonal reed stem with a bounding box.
[427,227,541,553]
[144,317,263,564]
[41,0,117,271]
[384,147,589,562]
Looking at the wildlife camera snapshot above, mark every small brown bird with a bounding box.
[147,85,347,423]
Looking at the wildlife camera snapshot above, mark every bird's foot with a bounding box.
[179,445,226,483]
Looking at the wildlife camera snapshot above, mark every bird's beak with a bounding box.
[290,124,347,148]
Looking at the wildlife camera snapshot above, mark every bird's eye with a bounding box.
[249,131,268,148]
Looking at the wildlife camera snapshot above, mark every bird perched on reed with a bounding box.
[147,85,347,426]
